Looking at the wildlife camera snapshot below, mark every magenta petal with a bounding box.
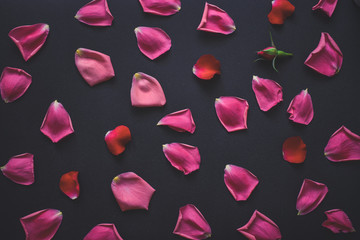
[287,89,314,125]
[1,153,34,185]
[111,172,155,211]
[0,67,32,103]
[252,75,283,111]
[215,96,249,132]
[158,109,195,133]
[163,143,200,175]
[20,209,63,240]
[324,126,360,162]
[173,204,211,240]
[139,0,181,16]
[322,209,355,233]
[197,2,236,35]
[312,0,338,17]
[237,210,282,240]
[40,100,74,143]
[75,0,113,26]
[296,179,328,215]
[84,223,123,240]
[305,32,343,77]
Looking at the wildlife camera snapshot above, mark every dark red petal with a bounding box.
[105,126,131,155]
[282,136,307,163]
[193,55,221,80]
[59,171,80,200]
[268,0,295,25]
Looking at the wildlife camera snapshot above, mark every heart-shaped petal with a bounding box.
[139,0,181,16]
[105,125,131,155]
[282,136,307,164]
[287,89,314,125]
[163,143,200,175]
[268,0,295,25]
[312,0,338,17]
[193,55,221,80]
[322,209,355,233]
[84,223,123,240]
[1,153,34,185]
[157,109,195,133]
[296,179,328,215]
[252,75,283,111]
[0,67,32,103]
[75,0,113,26]
[59,171,80,200]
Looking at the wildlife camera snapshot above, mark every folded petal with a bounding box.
[173,204,211,240]
[157,109,195,133]
[20,209,63,240]
[84,223,123,240]
[322,209,355,233]
[282,136,306,164]
[296,179,328,215]
[305,32,343,77]
[59,171,79,200]
[163,143,200,175]
[252,76,283,111]
[40,100,74,143]
[1,153,34,185]
[268,0,295,25]
[75,0,113,26]
[131,72,166,107]
[324,126,360,162]
[312,0,338,17]
[215,96,249,132]
[139,0,181,16]
[224,164,259,201]
[287,89,314,125]
[237,210,282,240]
[75,48,115,86]
[105,125,131,155]
[0,67,32,103]
[134,26,171,60]
[192,55,221,80]
[111,172,155,211]
[8,23,49,61]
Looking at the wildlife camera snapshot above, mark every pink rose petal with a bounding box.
[215,96,249,132]
[1,153,34,185]
[252,75,283,111]
[84,223,123,240]
[173,204,211,240]
[324,126,360,162]
[139,0,181,16]
[162,143,200,175]
[322,209,355,233]
[192,55,221,80]
[0,67,32,103]
[312,0,338,17]
[305,32,343,77]
[40,100,74,143]
[287,89,314,125]
[296,179,328,215]
[131,72,166,107]
[59,171,80,200]
[111,172,155,211]
[134,26,171,60]
[197,2,236,35]
[75,48,115,86]
[237,210,282,240]
[224,164,259,201]
[8,23,49,61]
[20,209,63,240]
[157,109,195,133]
[75,0,113,26]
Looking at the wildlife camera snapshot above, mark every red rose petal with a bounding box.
[0,67,32,103]
[139,0,181,16]
[322,209,355,233]
[296,179,328,215]
[84,223,123,240]
[268,0,295,25]
[59,171,80,200]
[105,125,131,155]
[252,75,283,111]
[287,89,314,125]
[75,0,113,26]
[1,153,34,185]
[157,109,196,133]
[282,136,307,164]
[192,55,221,80]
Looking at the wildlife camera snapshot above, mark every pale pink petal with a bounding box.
[237,210,282,240]
[134,26,171,60]
[40,100,74,143]
[305,32,343,77]
[157,109,195,133]
[75,0,113,26]
[215,96,249,132]
[8,23,49,61]
[84,223,123,240]
[322,209,355,233]
[162,143,200,175]
[296,179,328,215]
[324,126,360,162]
[130,72,166,107]
[59,171,80,200]
[139,0,181,16]
[105,125,131,155]
[20,209,63,240]
[312,0,338,17]
[197,2,236,35]
[192,55,221,80]
[1,153,34,185]
[173,204,211,240]
[111,172,155,211]
[75,48,115,86]
[287,89,314,125]
[0,67,32,103]
[252,75,283,111]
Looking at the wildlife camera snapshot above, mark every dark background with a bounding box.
[1,0,360,239]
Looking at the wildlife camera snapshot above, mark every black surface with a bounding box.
[1,0,360,239]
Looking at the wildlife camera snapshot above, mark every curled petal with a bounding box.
[215,96,249,132]
[139,0,181,16]
[40,100,74,143]
[237,210,282,240]
[1,153,34,185]
[105,125,131,155]
[8,23,49,61]
[163,143,200,175]
[75,48,115,86]
[268,0,295,25]
[0,67,32,103]
[20,209,63,240]
[252,76,283,111]
[84,223,123,240]
[173,204,211,240]
[111,172,155,211]
[75,0,113,26]
[224,164,259,201]
[296,179,328,215]
[312,0,338,17]
[287,89,314,125]
[322,209,355,233]
[193,55,221,80]
[59,171,80,200]
[157,109,195,133]
[324,126,360,162]
[282,136,307,164]
[305,32,343,77]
